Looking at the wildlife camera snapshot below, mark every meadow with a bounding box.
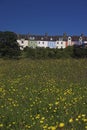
[0,58,87,130]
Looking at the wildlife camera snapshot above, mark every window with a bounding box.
[57,42,59,44]
[59,38,63,41]
[79,37,82,41]
[29,37,32,40]
[61,42,63,44]
[43,42,44,44]
[21,41,24,44]
[39,42,40,44]
[29,36,35,40]
[68,37,71,40]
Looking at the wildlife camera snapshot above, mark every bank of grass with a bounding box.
[0,58,87,130]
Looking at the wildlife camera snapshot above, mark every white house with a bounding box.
[56,37,66,49]
[17,34,87,50]
[17,39,28,50]
[68,36,72,46]
[37,41,48,48]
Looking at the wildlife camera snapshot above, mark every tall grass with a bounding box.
[0,59,87,130]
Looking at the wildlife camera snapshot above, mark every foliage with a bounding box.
[73,45,87,58]
[0,59,87,130]
[23,45,87,59]
[0,31,20,58]
[0,30,87,59]
[23,46,75,59]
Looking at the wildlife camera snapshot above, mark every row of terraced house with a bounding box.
[17,34,87,50]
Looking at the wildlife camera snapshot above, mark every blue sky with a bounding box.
[0,0,87,35]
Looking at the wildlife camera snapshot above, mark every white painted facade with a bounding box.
[37,41,48,48]
[68,36,72,46]
[17,35,87,50]
[84,41,87,44]
[71,41,76,46]
[56,41,66,49]
[17,39,28,49]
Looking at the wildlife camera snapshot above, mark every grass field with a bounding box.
[0,59,87,130]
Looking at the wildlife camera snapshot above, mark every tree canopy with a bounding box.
[0,31,20,58]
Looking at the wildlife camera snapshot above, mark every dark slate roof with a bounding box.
[82,36,87,41]
[71,36,87,41]
[24,35,68,41]
[17,34,87,41]
[71,36,80,41]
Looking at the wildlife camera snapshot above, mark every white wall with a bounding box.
[84,41,87,44]
[17,39,28,49]
[37,41,48,48]
[68,37,72,46]
[37,40,66,48]
[56,41,66,49]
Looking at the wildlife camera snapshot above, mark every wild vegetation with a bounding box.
[0,31,20,58]
[23,46,74,59]
[23,45,87,59]
[0,31,87,59]
[0,59,87,130]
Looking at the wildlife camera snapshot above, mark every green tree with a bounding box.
[73,45,87,58]
[0,31,20,58]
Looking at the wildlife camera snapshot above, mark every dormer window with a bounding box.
[41,37,43,40]
[29,37,32,40]
[59,38,63,41]
[79,37,82,41]
[33,37,35,40]
[68,37,71,40]
[50,37,53,40]
[29,36,35,40]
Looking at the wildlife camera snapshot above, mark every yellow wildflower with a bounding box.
[43,125,48,129]
[41,117,45,120]
[69,118,73,123]
[85,126,87,129]
[51,126,56,130]
[40,120,44,124]
[59,123,65,128]
[82,114,86,117]
[0,124,3,127]
[48,126,57,130]
[76,118,79,121]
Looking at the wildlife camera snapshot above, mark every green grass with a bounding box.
[0,59,87,130]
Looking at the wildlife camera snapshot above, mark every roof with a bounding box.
[17,34,68,41]
[17,34,87,41]
[71,36,80,41]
